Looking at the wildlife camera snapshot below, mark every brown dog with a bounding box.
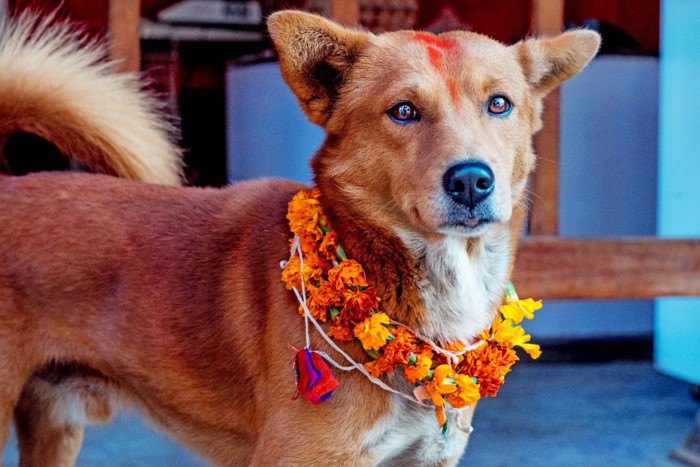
[0,10,599,466]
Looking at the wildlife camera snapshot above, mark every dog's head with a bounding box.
[268,11,599,239]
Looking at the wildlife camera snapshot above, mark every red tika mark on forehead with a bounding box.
[413,32,459,52]
[413,32,461,103]
[446,77,459,103]
[413,31,459,68]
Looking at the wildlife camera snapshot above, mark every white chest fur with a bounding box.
[396,227,512,344]
[361,388,475,465]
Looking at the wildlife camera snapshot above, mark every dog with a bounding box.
[0,10,599,466]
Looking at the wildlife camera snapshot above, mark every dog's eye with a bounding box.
[487,95,512,117]
[388,102,420,124]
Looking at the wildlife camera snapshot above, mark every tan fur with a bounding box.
[0,12,182,184]
[0,11,599,466]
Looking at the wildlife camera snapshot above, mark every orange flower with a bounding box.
[314,279,343,308]
[303,292,329,322]
[424,364,458,407]
[328,323,355,342]
[281,253,329,291]
[353,312,391,351]
[461,342,515,372]
[404,352,432,384]
[381,326,416,365]
[297,231,321,255]
[458,342,518,397]
[365,356,395,377]
[328,259,368,289]
[484,344,519,375]
[473,365,505,397]
[435,405,447,427]
[287,189,324,241]
[319,230,339,261]
[342,287,379,323]
[304,251,332,275]
[281,255,303,290]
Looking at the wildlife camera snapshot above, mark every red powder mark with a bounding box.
[413,32,461,103]
[446,77,459,103]
[426,46,443,70]
[413,32,459,52]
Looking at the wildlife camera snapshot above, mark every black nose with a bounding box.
[442,161,495,208]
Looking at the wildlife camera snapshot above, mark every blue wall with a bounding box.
[226,61,321,184]
[654,0,700,385]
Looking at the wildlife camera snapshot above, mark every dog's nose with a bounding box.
[442,161,495,208]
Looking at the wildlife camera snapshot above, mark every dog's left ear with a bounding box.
[515,30,601,97]
[268,11,370,127]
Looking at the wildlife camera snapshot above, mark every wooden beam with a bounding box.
[527,0,564,236]
[331,0,360,25]
[512,237,700,300]
[108,0,141,73]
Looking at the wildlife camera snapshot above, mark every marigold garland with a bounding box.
[281,188,543,430]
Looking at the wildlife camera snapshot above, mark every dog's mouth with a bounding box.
[460,217,488,228]
[439,215,495,236]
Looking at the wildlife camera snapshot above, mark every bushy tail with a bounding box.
[0,12,183,185]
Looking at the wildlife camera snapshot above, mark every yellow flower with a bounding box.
[445,373,480,408]
[353,312,391,350]
[499,297,542,324]
[404,352,433,384]
[490,315,541,359]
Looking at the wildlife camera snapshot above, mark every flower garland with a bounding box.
[281,188,542,431]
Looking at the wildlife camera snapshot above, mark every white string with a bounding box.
[291,235,312,350]
[389,319,484,367]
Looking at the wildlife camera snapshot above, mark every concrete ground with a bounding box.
[2,361,697,466]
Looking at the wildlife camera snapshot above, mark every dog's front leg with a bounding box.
[13,378,86,467]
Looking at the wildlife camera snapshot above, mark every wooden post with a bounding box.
[108,0,141,73]
[331,0,360,25]
[528,0,564,236]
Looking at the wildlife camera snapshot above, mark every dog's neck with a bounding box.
[316,191,424,325]
[315,184,513,344]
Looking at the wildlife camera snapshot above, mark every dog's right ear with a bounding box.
[268,11,370,127]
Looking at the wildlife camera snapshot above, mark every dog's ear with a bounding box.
[267,11,370,127]
[515,30,601,97]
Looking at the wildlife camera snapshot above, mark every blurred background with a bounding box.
[1,0,699,465]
